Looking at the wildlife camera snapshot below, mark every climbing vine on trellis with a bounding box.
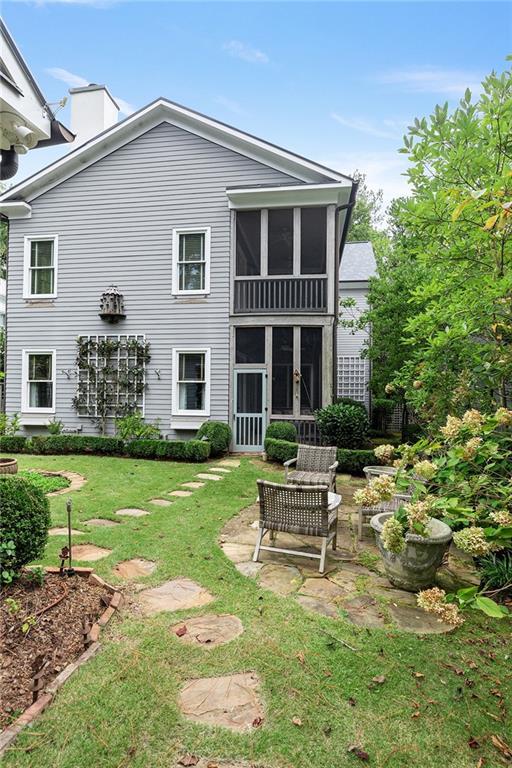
[72,335,151,435]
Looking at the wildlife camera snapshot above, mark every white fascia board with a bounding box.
[0,202,32,219]
[0,99,349,204]
[226,182,352,209]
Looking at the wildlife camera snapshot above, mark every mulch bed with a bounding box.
[0,572,109,729]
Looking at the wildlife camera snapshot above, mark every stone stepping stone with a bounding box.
[235,561,263,578]
[171,614,244,648]
[342,595,386,629]
[174,760,260,768]
[49,527,83,536]
[71,544,112,562]
[388,603,453,634]
[258,564,302,596]
[299,577,348,602]
[168,490,192,498]
[84,518,121,527]
[196,473,223,481]
[296,594,339,618]
[181,481,204,489]
[212,467,231,473]
[179,672,263,732]
[218,459,240,467]
[115,508,149,518]
[114,559,156,579]
[221,542,255,564]
[149,498,173,506]
[138,577,214,615]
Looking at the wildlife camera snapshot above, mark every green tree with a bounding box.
[394,65,512,424]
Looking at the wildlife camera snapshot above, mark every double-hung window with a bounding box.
[24,236,58,298]
[22,351,56,412]
[172,349,210,415]
[172,228,210,295]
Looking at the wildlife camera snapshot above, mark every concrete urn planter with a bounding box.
[370,511,453,592]
[0,458,18,475]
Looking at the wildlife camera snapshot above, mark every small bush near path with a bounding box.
[265,421,298,442]
[196,421,232,456]
[315,402,369,449]
[0,476,50,581]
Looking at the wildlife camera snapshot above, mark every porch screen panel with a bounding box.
[272,326,293,415]
[301,207,326,274]
[268,208,293,275]
[236,210,261,276]
[235,327,265,364]
[300,327,322,414]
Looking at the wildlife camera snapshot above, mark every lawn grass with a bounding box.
[3,453,511,768]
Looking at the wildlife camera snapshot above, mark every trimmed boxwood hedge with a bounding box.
[0,435,28,453]
[0,475,50,574]
[125,438,210,462]
[265,421,298,442]
[29,435,124,455]
[196,421,231,457]
[264,437,379,476]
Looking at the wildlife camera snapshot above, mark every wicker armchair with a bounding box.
[253,479,342,573]
[284,445,338,492]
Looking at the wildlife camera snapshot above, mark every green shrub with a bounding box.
[0,476,50,581]
[196,421,232,456]
[335,397,368,414]
[19,470,70,494]
[0,435,29,453]
[336,448,378,476]
[0,413,21,437]
[478,551,512,593]
[315,403,369,449]
[264,437,298,464]
[29,435,124,456]
[266,421,298,442]
[47,418,64,435]
[116,412,161,441]
[125,439,210,462]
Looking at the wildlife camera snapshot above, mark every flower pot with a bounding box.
[0,458,18,475]
[370,511,453,592]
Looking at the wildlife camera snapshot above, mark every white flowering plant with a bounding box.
[371,408,512,557]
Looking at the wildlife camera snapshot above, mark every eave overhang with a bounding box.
[226,182,353,210]
[0,201,32,219]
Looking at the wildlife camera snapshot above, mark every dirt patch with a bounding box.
[0,573,109,728]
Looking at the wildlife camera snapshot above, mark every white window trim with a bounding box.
[23,235,59,300]
[172,227,211,296]
[21,349,56,414]
[172,347,211,417]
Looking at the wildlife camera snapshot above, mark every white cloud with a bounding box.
[214,95,245,116]
[378,67,483,95]
[320,150,412,206]
[46,67,88,88]
[223,40,269,64]
[46,67,134,116]
[331,113,401,140]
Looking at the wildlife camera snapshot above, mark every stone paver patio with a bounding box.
[220,474,479,635]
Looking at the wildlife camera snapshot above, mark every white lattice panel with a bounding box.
[337,356,368,406]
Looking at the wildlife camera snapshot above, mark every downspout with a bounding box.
[332,180,358,403]
[1,213,8,414]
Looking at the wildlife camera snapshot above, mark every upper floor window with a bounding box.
[172,228,210,295]
[236,210,261,276]
[172,348,210,415]
[24,236,58,298]
[301,208,326,274]
[268,208,293,275]
[22,350,56,412]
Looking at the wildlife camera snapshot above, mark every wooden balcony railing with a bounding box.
[233,276,327,314]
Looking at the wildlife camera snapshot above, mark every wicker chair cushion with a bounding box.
[287,470,331,486]
[296,445,337,473]
[261,509,338,537]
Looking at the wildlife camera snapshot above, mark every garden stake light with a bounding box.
[58,500,75,577]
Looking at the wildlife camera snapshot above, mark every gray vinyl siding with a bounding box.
[5,121,298,436]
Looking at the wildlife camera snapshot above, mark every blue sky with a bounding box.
[4,1,511,203]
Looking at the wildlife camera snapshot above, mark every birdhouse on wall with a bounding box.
[99,285,126,323]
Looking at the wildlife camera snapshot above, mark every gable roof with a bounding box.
[339,241,377,283]
[1,97,353,205]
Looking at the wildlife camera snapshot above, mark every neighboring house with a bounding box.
[337,241,376,410]
[0,95,357,450]
[0,18,74,180]
[0,277,5,327]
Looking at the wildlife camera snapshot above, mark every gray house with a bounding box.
[337,241,376,409]
[0,94,357,451]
